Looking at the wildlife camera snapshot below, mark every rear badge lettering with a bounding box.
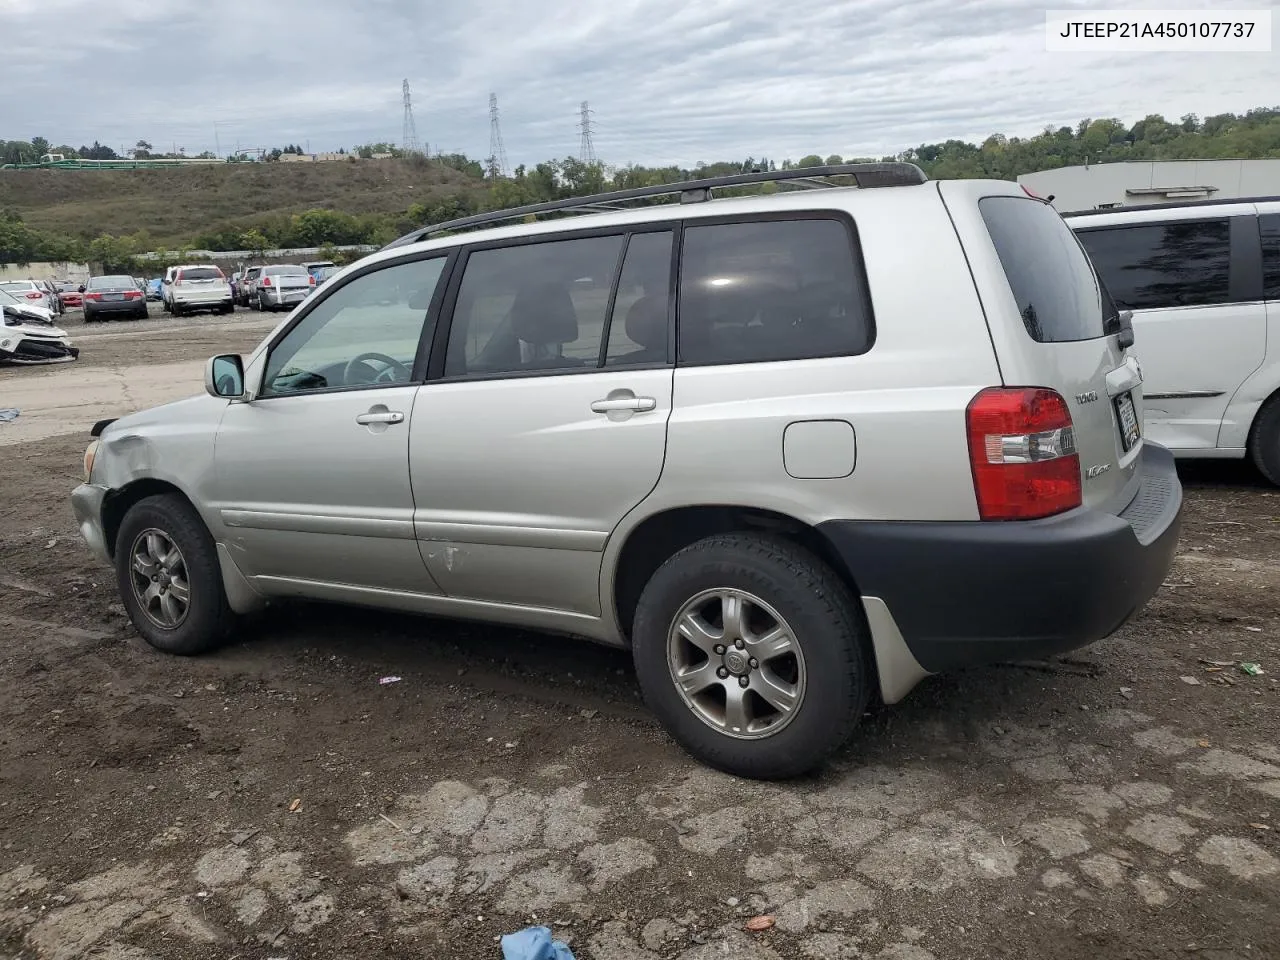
[1075,390,1098,405]
[1086,464,1111,479]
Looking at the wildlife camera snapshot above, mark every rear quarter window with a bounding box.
[980,196,1111,343]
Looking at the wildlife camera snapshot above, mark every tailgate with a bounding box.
[940,181,1141,509]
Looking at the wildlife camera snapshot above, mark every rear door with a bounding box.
[941,181,1138,508]
[1073,211,1264,451]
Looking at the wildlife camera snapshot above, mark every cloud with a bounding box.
[3,0,1276,165]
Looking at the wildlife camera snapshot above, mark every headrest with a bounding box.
[511,283,578,345]
[624,297,666,350]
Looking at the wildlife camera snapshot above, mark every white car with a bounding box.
[1,299,78,364]
[0,287,53,323]
[1068,199,1280,484]
[163,265,234,317]
[0,279,56,314]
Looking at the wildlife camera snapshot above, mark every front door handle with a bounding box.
[591,396,657,413]
[355,410,405,425]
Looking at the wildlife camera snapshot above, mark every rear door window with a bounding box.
[1075,220,1232,311]
[979,196,1110,342]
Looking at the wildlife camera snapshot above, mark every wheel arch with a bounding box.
[101,478,199,559]
[606,504,862,645]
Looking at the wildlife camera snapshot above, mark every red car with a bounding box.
[54,280,83,309]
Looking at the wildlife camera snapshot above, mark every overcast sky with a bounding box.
[2,0,1276,167]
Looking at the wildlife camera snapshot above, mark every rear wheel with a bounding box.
[114,494,236,655]
[631,534,872,780]
[1249,394,1280,486]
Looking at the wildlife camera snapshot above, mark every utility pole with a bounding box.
[402,79,422,155]
[578,101,596,164]
[487,93,509,179]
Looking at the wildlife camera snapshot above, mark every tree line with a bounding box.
[4,105,1280,269]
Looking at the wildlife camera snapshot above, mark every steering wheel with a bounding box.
[343,352,411,385]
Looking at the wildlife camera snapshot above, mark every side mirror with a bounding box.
[78,285,85,293]
[1117,309,1135,350]
[205,354,245,399]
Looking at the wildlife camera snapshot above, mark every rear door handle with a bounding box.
[591,396,657,413]
[355,410,405,425]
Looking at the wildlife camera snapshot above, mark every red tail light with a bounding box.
[84,292,103,301]
[261,276,272,287]
[966,387,1082,520]
[125,290,141,299]
[308,274,316,285]
[24,292,42,299]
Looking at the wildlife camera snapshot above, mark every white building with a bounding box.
[1018,159,1280,213]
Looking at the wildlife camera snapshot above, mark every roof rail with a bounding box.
[1059,194,1280,217]
[382,161,928,250]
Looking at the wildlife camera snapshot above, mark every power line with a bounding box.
[402,79,422,155]
[487,93,510,179]
[578,101,596,165]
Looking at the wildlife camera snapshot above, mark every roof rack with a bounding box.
[382,161,928,250]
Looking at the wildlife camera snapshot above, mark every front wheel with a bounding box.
[631,534,872,780]
[114,493,236,655]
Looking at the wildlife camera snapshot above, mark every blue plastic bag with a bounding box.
[500,925,575,960]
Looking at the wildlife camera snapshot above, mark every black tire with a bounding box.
[631,533,872,780]
[255,294,267,312]
[114,493,236,655]
[1249,394,1280,486]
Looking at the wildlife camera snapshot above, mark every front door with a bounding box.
[410,229,675,616]
[212,254,449,595]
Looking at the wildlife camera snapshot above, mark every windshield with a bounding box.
[55,281,78,291]
[88,275,135,289]
[265,265,308,276]
[0,289,21,306]
[0,281,36,292]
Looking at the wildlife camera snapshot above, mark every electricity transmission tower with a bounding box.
[402,79,422,155]
[487,93,509,178]
[578,101,596,164]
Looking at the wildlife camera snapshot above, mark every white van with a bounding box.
[1067,199,1280,484]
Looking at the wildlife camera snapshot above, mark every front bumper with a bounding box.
[819,442,1183,672]
[72,483,112,563]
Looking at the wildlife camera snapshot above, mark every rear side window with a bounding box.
[1075,220,1232,311]
[1260,214,1280,300]
[677,218,872,365]
[980,197,1109,343]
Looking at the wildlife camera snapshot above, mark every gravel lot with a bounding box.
[1,316,1277,960]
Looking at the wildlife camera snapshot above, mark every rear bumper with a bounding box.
[262,288,309,306]
[85,298,146,314]
[818,442,1183,672]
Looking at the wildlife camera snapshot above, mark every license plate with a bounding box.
[104,293,123,301]
[1115,390,1140,452]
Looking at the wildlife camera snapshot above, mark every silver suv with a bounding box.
[71,164,1183,779]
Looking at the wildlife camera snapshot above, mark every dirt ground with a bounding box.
[1,315,1277,960]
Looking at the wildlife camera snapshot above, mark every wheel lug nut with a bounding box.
[749,658,759,669]
[713,644,726,655]
[735,640,745,650]
[738,675,750,688]
[717,667,729,680]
